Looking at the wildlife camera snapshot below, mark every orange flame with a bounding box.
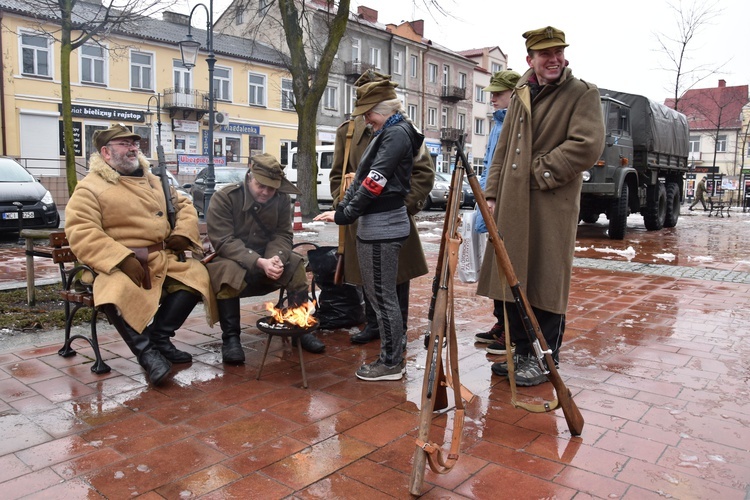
[265,301,318,328]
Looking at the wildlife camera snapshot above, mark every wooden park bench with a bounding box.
[49,230,112,374]
[708,197,731,218]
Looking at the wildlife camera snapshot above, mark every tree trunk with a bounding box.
[60,1,77,196]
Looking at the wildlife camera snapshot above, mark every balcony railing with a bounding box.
[440,85,466,102]
[689,151,702,161]
[162,88,212,119]
[440,127,464,142]
[344,60,377,82]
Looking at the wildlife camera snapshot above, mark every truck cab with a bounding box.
[579,89,688,239]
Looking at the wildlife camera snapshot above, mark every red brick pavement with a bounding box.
[0,212,749,498]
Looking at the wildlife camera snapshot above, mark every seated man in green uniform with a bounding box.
[205,154,324,363]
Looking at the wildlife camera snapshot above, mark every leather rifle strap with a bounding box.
[416,231,474,475]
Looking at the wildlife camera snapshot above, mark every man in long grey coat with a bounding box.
[477,26,605,386]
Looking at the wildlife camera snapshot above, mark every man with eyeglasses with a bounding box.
[65,124,217,386]
[205,153,325,363]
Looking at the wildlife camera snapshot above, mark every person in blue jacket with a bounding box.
[473,70,521,354]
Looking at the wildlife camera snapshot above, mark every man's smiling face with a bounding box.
[526,47,565,85]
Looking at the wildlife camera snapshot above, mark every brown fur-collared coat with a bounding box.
[477,67,605,314]
[65,153,217,332]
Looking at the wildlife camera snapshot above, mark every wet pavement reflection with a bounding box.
[0,208,749,497]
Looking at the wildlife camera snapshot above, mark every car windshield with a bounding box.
[214,168,246,184]
[0,159,35,182]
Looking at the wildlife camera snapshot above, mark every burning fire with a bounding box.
[265,301,318,328]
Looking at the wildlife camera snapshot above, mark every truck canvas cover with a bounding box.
[599,89,689,158]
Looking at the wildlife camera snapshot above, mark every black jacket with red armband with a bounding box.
[335,119,424,226]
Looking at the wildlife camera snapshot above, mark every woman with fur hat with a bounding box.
[315,80,425,381]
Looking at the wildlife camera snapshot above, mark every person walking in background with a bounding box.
[477,26,605,386]
[315,79,425,381]
[689,177,708,211]
[329,70,433,346]
[472,69,521,356]
[65,125,216,386]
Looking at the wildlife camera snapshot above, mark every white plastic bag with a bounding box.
[457,212,487,283]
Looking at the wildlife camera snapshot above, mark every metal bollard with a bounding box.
[13,202,24,245]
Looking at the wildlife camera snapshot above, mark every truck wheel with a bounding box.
[608,183,628,240]
[664,182,680,228]
[581,212,599,224]
[643,182,667,231]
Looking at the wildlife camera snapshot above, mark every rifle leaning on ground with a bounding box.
[454,136,584,435]
[409,159,475,495]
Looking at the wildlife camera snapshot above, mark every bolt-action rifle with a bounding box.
[409,153,474,495]
[454,136,583,435]
[155,144,185,262]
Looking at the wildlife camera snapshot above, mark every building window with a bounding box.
[441,107,448,128]
[475,118,485,135]
[281,78,295,110]
[131,51,153,90]
[235,5,243,24]
[323,86,337,110]
[248,72,266,106]
[351,38,361,63]
[370,47,381,69]
[715,135,727,153]
[393,50,402,75]
[214,66,231,101]
[442,65,450,88]
[689,135,700,153]
[407,104,417,123]
[280,140,297,166]
[457,113,466,131]
[258,0,270,14]
[427,107,437,127]
[428,63,438,83]
[458,72,467,89]
[21,32,51,77]
[81,44,105,84]
[475,85,485,103]
[491,62,502,73]
[410,55,418,78]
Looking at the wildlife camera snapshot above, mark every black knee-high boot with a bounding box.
[217,297,245,364]
[351,294,380,344]
[103,304,171,386]
[146,290,199,363]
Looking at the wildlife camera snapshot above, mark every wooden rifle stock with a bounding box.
[409,171,465,495]
[454,139,584,436]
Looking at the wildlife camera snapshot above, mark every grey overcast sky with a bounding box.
[350,0,748,103]
[179,0,748,104]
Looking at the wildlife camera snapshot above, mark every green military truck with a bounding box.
[579,89,690,239]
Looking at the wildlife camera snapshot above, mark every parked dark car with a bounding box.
[190,166,247,215]
[425,172,473,210]
[425,172,451,210]
[0,157,59,232]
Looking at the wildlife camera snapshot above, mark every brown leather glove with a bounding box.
[165,235,191,252]
[119,256,145,286]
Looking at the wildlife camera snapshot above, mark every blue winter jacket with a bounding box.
[475,108,506,233]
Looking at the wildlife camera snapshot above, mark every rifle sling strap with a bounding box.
[502,268,560,413]
[416,232,473,475]
[337,121,356,255]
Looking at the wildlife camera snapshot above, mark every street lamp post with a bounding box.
[179,0,215,216]
[146,93,163,155]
